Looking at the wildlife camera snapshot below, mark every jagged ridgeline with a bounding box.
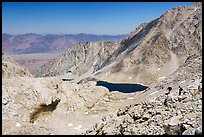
[36,3,202,85]
[36,41,119,77]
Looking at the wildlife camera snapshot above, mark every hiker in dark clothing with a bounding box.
[164,87,172,107]
[165,87,172,95]
[178,86,183,95]
[164,98,168,107]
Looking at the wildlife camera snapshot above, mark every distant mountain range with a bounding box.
[2,33,126,54]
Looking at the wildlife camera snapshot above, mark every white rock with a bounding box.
[73,124,82,130]
[92,115,98,117]
[16,122,21,127]
[169,115,181,126]
[182,130,195,135]
[68,123,73,127]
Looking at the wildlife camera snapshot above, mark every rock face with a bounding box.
[94,3,202,84]
[36,41,119,77]
[2,2,202,135]
[2,53,31,78]
[36,3,202,86]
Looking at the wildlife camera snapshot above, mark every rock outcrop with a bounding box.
[36,41,119,77]
[2,53,31,78]
[3,72,145,134]
[84,73,202,135]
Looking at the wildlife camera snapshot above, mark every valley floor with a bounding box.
[11,53,62,74]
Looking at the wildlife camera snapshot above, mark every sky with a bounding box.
[2,2,192,35]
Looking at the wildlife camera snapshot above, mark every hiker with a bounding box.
[165,87,172,95]
[178,86,183,95]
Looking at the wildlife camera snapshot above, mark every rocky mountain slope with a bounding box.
[2,53,32,78]
[92,2,202,84]
[82,3,202,135]
[84,51,202,135]
[2,54,145,135]
[2,33,126,54]
[37,3,202,86]
[2,2,202,135]
[2,33,125,75]
[36,41,119,77]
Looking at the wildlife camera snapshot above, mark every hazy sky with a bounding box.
[2,2,192,35]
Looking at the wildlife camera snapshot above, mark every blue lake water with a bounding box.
[96,81,148,93]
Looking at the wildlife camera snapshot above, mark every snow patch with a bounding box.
[137,83,146,86]
[194,7,198,12]
[106,71,110,75]
[68,123,73,127]
[180,80,185,84]
[158,77,166,80]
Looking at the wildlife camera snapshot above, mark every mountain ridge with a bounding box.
[36,3,202,85]
[2,33,126,54]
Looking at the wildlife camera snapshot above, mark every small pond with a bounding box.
[96,81,148,93]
